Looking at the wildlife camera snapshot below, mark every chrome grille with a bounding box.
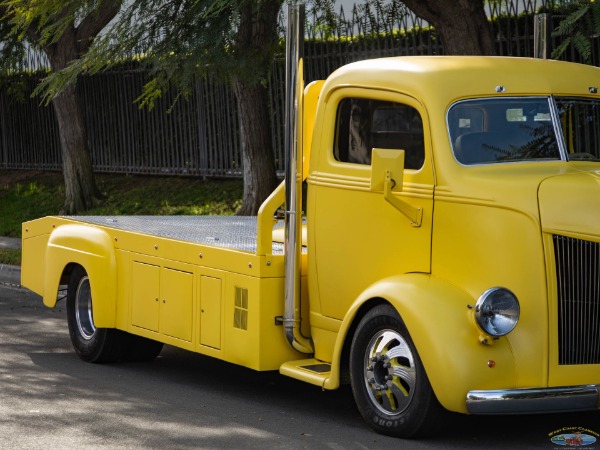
[553,235,600,365]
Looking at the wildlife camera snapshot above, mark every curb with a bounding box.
[0,236,21,250]
[0,264,21,287]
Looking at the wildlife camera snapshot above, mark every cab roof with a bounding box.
[322,56,600,104]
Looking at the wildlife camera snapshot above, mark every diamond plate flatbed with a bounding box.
[69,215,285,255]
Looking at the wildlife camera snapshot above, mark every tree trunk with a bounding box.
[44,27,101,214]
[48,49,100,212]
[31,2,121,213]
[233,0,282,215]
[52,83,99,213]
[401,0,496,55]
[234,78,278,216]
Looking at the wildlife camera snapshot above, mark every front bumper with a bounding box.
[466,385,600,414]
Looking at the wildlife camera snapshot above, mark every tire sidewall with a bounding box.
[66,266,108,362]
[350,304,438,438]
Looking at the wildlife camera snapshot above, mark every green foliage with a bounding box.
[353,0,409,36]
[0,171,243,238]
[0,176,63,237]
[304,0,411,41]
[0,171,242,265]
[0,0,109,61]
[307,0,339,39]
[552,0,600,63]
[91,174,243,216]
[0,0,124,110]
[38,0,282,108]
[0,249,20,265]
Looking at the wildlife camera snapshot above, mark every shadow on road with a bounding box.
[2,286,599,449]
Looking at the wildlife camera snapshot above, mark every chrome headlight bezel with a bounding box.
[475,287,520,337]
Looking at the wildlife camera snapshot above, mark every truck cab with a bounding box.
[301,56,600,435]
[21,56,600,438]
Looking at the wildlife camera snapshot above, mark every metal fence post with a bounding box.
[534,13,550,59]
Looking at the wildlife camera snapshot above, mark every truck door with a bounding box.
[308,88,434,320]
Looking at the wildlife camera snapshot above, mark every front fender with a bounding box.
[44,224,117,328]
[324,274,517,414]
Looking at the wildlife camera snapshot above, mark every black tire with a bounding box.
[350,304,443,438]
[126,335,164,362]
[66,266,129,363]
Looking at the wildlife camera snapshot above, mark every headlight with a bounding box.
[475,287,520,337]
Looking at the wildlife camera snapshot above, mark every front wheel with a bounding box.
[67,266,129,363]
[350,304,443,438]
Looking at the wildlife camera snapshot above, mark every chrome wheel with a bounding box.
[350,304,442,438]
[364,329,416,416]
[74,275,96,340]
[67,266,131,363]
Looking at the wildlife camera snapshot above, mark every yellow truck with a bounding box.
[20,11,600,438]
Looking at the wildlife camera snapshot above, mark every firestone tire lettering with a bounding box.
[350,303,444,438]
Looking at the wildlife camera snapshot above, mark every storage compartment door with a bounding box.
[160,267,193,342]
[200,275,222,349]
[131,261,160,332]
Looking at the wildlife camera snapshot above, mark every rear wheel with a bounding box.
[350,304,443,438]
[67,266,129,363]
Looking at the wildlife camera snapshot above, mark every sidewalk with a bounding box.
[0,236,21,286]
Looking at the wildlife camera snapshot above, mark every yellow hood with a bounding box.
[538,170,600,239]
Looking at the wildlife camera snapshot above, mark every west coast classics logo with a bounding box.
[549,427,599,447]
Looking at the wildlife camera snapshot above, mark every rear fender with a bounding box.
[324,274,517,413]
[44,224,117,328]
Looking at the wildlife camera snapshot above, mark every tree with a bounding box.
[230,1,282,215]
[41,0,283,216]
[552,0,600,63]
[0,0,122,213]
[400,0,496,55]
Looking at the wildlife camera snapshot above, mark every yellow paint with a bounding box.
[200,275,223,349]
[131,261,160,331]
[21,57,600,415]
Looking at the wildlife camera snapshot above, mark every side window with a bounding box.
[334,98,425,170]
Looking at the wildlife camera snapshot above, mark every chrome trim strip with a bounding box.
[549,95,569,161]
[466,385,600,414]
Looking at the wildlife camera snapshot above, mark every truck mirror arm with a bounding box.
[383,170,423,227]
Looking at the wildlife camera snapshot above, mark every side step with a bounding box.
[280,358,332,387]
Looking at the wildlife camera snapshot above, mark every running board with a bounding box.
[280,359,332,387]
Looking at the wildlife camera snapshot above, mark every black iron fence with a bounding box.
[0,0,590,177]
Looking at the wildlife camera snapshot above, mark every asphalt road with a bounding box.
[1,283,599,449]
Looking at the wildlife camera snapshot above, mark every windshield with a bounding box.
[448,97,600,165]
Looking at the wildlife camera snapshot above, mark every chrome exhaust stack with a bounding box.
[283,2,313,354]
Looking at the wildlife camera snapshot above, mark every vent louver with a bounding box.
[234,287,248,330]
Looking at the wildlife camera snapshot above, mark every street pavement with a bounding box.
[3,235,600,447]
[0,236,21,287]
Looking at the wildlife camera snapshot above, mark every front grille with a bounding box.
[553,235,600,365]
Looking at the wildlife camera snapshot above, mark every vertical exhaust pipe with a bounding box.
[283,2,313,354]
[534,13,550,59]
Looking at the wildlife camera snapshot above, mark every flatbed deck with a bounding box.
[69,215,285,254]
